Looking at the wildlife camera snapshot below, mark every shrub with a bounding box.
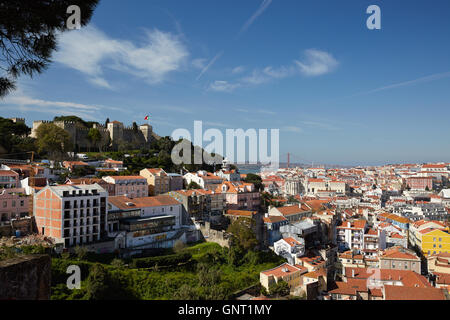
[130,252,192,269]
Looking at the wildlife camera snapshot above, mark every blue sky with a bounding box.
[1,0,450,166]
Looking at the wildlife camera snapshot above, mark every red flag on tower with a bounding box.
[144,115,149,120]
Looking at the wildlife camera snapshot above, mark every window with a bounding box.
[12,200,16,207]
[439,238,442,242]
[2,201,6,208]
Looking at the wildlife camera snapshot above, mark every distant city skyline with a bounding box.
[1,0,450,166]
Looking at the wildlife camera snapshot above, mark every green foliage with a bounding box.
[227,217,258,251]
[50,242,283,300]
[269,280,290,297]
[197,263,221,287]
[87,127,102,151]
[173,240,187,253]
[35,122,73,157]
[0,117,35,157]
[130,252,192,269]
[110,258,125,269]
[287,195,300,204]
[85,263,110,300]
[74,246,88,260]
[187,181,202,189]
[60,251,71,260]
[70,166,96,178]
[244,173,264,191]
[173,284,199,300]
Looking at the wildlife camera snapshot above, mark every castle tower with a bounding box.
[139,124,153,143]
[107,121,124,144]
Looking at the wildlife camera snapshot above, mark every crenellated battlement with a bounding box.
[29,117,153,150]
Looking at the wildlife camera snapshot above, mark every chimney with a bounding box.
[352,269,355,278]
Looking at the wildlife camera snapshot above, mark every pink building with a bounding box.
[216,181,261,211]
[102,175,148,198]
[0,188,30,225]
[406,177,433,190]
[0,170,19,189]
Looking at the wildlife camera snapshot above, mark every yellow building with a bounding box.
[417,228,450,258]
[427,252,450,275]
[260,263,307,291]
[140,168,170,196]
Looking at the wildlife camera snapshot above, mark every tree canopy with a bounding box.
[227,217,258,251]
[0,0,99,97]
[87,127,102,151]
[0,117,35,158]
[244,173,264,191]
[35,122,73,156]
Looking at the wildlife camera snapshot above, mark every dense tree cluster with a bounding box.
[0,117,35,157]
[50,242,286,300]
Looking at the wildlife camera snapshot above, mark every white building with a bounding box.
[274,237,305,264]
[107,195,186,249]
[336,220,367,252]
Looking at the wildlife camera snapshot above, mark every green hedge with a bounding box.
[130,252,192,269]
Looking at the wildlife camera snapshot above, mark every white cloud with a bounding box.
[282,126,303,133]
[232,66,246,74]
[0,84,123,121]
[209,80,241,92]
[258,109,276,115]
[358,71,450,95]
[204,121,229,128]
[301,120,339,131]
[196,51,224,81]
[238,0,273,37]
[208,49,338,93]
[241,66,294,85]
[192,58,207,69]
[295,49,339,76]
[53,26,189,88]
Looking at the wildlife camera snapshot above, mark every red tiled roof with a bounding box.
[282,237,302,247]
[384,285,446,300]
[226,209,257,217]
[261,263,302,278]
[108,195,180,210]
[276,205,310,216]
[263,215,288,223]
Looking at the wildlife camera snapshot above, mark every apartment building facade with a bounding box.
[102,175,148,198]
[34,184,108,248]
[0,188,30,225]
[140,168,170,196]
[107,195,185,249]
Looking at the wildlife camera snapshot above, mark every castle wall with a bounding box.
[31,120,152,151]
